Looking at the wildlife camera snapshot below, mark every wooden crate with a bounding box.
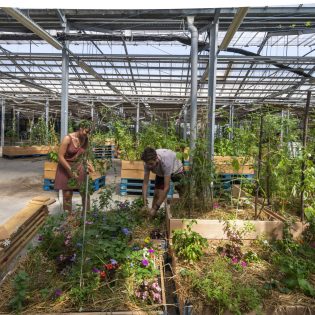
[183,156,255,175]
[121,160,155,180]
[44,162,104,181]
[3,145,57,157]
[214,156,254,175]
[166,205,305,240]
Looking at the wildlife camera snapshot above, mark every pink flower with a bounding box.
[213,202,219,209]
[241,261,247,267]
[231,257,239,264]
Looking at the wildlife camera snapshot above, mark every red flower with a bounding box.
[105,263,114,270]
[100,271,106,279]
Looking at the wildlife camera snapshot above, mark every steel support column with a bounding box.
[208,20,219,157]
[229,104,234,140]
[183,108,187,141]
[136,102,140,133]
[91,101,94,122]
[45,99,49,125]
[1,99,5,154]
[187,16,198,154]
[16,110,20,141]
[60,23,69,140]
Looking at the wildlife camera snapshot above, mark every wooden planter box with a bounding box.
[3,145,57,157]
[121,160,155,180]
[44,161,104,181]
[183,156,254,175]
[169,248,313,315]
[166,205,305,240]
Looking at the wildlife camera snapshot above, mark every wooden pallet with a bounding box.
[43,176,106,192]
[120,178,174,197]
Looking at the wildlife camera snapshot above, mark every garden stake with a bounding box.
[79,168,90,288]
[255,113,263,219]
[300,90,311,222]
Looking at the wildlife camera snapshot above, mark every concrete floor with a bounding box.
[0,157,145,225]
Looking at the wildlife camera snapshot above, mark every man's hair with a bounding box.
[141,147,157,162]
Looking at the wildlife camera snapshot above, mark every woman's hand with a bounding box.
[87,162,95,174]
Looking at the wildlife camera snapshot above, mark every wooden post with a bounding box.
[300,91,311,222]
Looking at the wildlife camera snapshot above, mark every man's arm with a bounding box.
[142,171,150,206]
[152,175,171,211]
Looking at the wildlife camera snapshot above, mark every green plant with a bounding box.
[9,271,30,313]
[188,257,262,315]
[272,254,315,296]
[172,220,208,263]
[217,221,255,262]
[48,150,58,162]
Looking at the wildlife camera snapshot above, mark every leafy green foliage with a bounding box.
[186,257,262,315]
[272,254,315,296]
[172,220,208,263]
[29,117,58,146]
[9,271,30,314]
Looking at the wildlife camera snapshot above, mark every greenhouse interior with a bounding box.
[0,3,314,315]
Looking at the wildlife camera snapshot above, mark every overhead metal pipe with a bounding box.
[187,16,198,154]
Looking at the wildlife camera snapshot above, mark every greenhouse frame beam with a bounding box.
[200,7,247,83]
[1,7,63,50]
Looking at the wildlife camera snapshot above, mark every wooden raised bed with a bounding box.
[169,248,314,315]
[0,197,54,273]
[183,155,255,175]
[121,160,155,180]
[44,161,105,181]
[3,145,57,158]
[166,205,305,240]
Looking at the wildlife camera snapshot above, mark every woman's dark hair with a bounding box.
[77,119,92,130]
[141,147,157,162]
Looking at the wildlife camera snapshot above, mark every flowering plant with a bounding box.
[135,279,162,304]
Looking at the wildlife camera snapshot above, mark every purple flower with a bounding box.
[141,259,149,267]
[54,289,62,297]
[110,258,118,265]
[85,221,93,225]
[241,261,247,267]
[38,235,43,241]
[231,257,239,264]
[70,253,77,262]
[122,228,131,236]
[148,249,155,253]
[92,267,100,273]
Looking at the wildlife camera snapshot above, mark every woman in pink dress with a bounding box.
[54,120,94,213]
